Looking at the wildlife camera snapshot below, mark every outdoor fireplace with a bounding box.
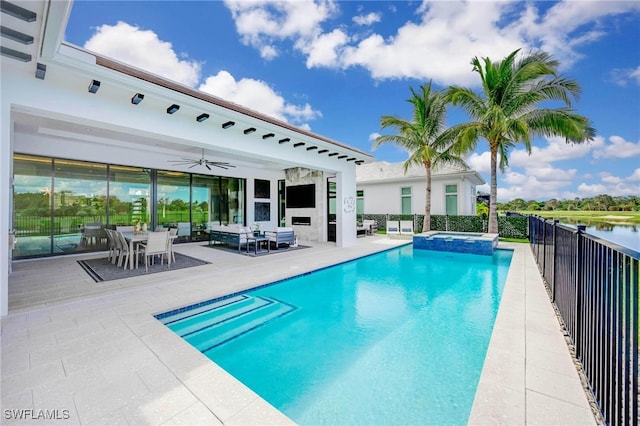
[291,216,311,226]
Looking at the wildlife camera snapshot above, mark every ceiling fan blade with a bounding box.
[188,163,198,169]
[205,163,211,170]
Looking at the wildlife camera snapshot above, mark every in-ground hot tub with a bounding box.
[413,231,499,255]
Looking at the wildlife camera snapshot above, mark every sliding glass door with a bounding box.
[53,159,108,253]
[12,154,246,258]
[13,155,54,257]
[108,165,151,227]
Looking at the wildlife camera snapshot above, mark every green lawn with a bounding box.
[511,210,640,224]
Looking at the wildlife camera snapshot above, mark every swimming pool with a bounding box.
[157,244,513,425]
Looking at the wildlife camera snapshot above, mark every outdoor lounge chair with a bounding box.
[400,220,414,235]
[362,219,378,235]
[386,221,400,235]
[264,227,295,249]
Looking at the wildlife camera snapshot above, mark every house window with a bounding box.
[445,184,458,215]
[401,187,412,215]
[356,190,364,215]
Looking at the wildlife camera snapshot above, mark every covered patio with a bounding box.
[2,0,372,317]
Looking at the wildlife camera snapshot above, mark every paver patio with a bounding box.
[1,237,597,425]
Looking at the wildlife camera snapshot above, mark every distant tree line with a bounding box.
[494,195,640,212]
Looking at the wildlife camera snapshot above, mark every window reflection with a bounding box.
[108,165,151,227]
[157,171,191,238]
[12,154,245,258]
[54,159,108,253]
[13,155,53,257]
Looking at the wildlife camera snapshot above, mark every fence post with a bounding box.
[541,218,547,279]
[574,224,585,357]
[551,220,559,302]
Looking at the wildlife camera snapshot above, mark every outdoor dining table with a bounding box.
[121,231,177,270]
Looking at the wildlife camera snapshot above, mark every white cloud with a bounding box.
[610,66,640,87]
[368,132,381,142]
[84,22,201,87]
[199,71,321,125]
[304,29,349,68]
[353,12,381,26]
[223,1,640,86]
[223,0,339,60]
[466,151,491,174]
[592,136,640,159]
[509,136,603,167]
[483,135,640,201]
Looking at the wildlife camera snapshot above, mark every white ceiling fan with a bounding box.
[168,148,235,170]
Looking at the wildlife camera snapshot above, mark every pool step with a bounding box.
[158,295,250,326]
[163,296,271,337]
[166,296,296,352]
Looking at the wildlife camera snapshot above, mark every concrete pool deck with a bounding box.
[2,237,597,425]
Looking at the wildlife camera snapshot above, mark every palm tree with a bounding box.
[374,82,467,232]
[446,49,595,233]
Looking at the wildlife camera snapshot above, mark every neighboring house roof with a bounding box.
[356,161,485,185]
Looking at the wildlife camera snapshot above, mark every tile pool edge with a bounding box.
[153,241,413,319]
[468,242,597,425]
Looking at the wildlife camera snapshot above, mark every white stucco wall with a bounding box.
[357,176,477,216]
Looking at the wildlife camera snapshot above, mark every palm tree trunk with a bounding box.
[423,163,432,232]
[489,149,499,234]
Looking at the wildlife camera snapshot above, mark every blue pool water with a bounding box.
[158,245,513,425]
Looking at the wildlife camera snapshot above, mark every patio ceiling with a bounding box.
[5,0,373,174]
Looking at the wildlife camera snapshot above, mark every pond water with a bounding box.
[555,219,639,253]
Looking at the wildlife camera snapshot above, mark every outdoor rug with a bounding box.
[78,253,210,282]
[203,243,309,257]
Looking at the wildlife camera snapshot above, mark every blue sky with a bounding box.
[64,1,640,202]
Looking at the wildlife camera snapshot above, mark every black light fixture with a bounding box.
[262,133,275,139]
[306,146,318,151]
[355,160,364,165]
[196,113,209,122]
[347,157,356,161]
[328,152,339,157]
[131,93,144,105]
[338,155,348,159]
[243,127,256,135]
[0,46,30,62]
[1,1,37,22]
[88,79,100,94]
[1,25,34,44]
[293,142,305,147]
[278,138,290,144]
[222,121,235,129]
[318,149,329,154]
[166,104,180,114]
[35,62,46,80]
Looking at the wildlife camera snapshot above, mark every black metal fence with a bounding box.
[529,215,639,425]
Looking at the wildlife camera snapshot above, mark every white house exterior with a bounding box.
[0,0,373,317]
[356,161,485,216]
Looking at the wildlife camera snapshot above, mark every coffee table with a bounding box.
[247,236,270,255]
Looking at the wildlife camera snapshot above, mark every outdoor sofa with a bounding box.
[206,224,252,252]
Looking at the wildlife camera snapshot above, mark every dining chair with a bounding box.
[105,229,118,263]
[136,231,169,272]
[167,227,178,263]
[115,231,133,268]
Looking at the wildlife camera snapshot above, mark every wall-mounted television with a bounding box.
[285,184,316,208]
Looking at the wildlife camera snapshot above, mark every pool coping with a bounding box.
[1,238,597,425]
